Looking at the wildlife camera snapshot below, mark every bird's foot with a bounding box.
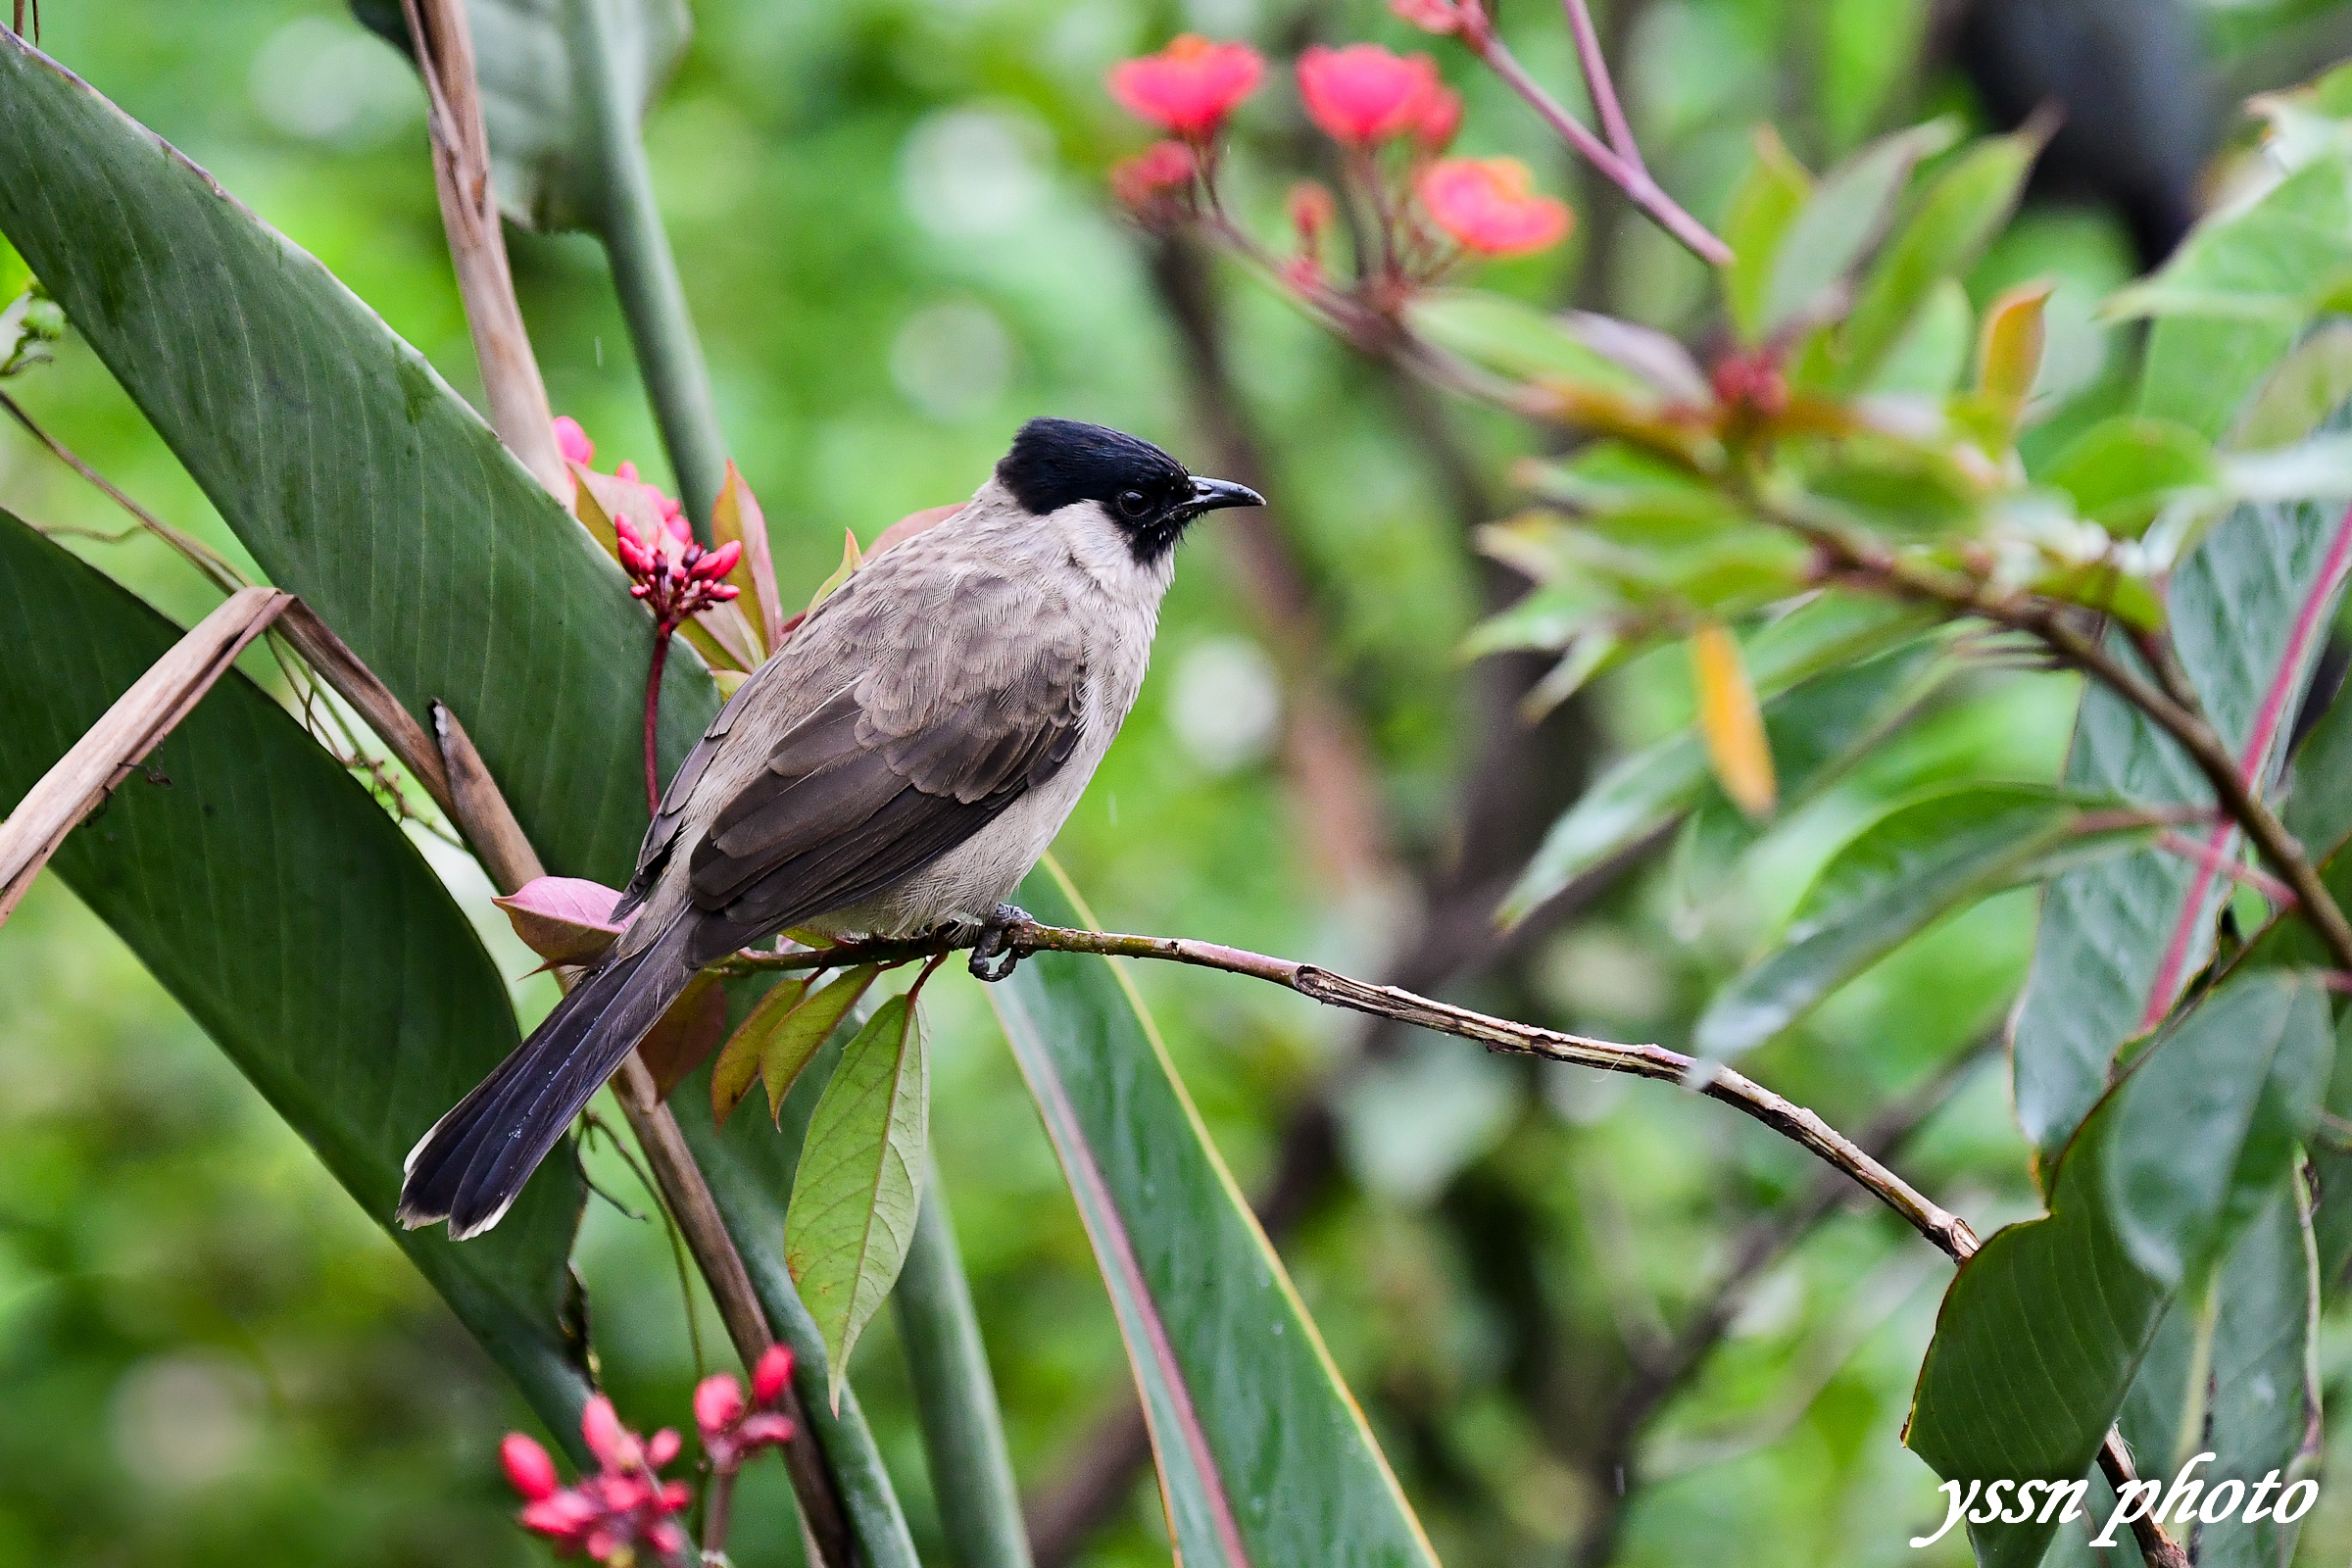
[967,903,1032,983]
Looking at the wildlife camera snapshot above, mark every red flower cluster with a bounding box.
[695,1345,799,1474]
[1417,157,1572,256]
[1106,35,1264,140]
[1104,34,1569,299]
[1709,349,1791,420]
[501,1398,692,1564]
[555,416,742,629]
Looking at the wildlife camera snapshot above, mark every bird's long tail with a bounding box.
[398,911,698,1239]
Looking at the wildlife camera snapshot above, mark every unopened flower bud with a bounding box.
[738,1411,797,1450]
[752,1344,795,1406]
[581,1396,642,1472]
[691,540,743,581]
[501,1433,561,1501]
[1288,182,1337,245]
[695,1374,746,1437]
[646,1428,681,1468]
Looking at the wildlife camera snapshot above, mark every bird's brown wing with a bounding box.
[675,557,1087,957]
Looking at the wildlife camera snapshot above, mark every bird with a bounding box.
[398,416,1263,1239]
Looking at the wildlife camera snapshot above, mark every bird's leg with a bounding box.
[967,903,1033,982]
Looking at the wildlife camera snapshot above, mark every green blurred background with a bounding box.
[6,0,2352,1563]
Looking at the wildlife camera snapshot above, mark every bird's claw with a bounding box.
[967,903,1031,983]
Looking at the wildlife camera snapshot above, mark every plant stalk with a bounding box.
[572,0,729,534]
[644,621,673,816]
[894,1161,1035,1568]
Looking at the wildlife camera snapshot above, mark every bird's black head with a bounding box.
[996,417,1263,563]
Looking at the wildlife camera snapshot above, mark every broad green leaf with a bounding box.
[785,993,929,1412]
[1723,125,1814,343]
[1831,127,2037,390]
[1404,290,1657,399]
[1906,971,2330,1568]
[669,1002,922,1568]
[0,515,593,1446]
[1818,0,1927,155]
[1865,275,1971,396]
[1693,785,2149,1063]
[2118,1184,2320,1568]
[1499,601,1938,922]
[2120,157,2352,439]
[2041,416,2218,533]
[2310,1009,2352,1301]
[1761,118,1957,334]
[2233,320,2352,452]
[352,0,692,232]
[0,34,720,890]
[2013,406,2352,1164]
[988,865,1439,1568]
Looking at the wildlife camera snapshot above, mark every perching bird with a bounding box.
[399,418,1262,1238]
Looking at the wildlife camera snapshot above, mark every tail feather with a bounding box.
[399,913,698,1239]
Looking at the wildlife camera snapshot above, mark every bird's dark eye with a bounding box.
[1115,489,1152,519]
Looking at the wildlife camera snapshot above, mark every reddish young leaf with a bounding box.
[492,875,624,965]
[641,972,729,1100]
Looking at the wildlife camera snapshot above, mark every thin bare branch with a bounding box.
[1562,0,1641,166]
[396,0,565,496]
[273,603,456,819]
[0,389,249,595]
[0,586,290,926]
[728,919,1978,1260]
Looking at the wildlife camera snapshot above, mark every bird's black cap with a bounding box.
[998,417,1262,562]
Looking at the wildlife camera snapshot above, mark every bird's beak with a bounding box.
[1178,475,1265,518]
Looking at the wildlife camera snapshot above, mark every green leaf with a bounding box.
[2120,1184,2321,1568]
[2013,409,2352,1164]
[2232,320,2352,452]
[1831,127,2037,390]
[669,1000,921,1568]
[1865,275,1971,396]
[1499,602,1940,923]
[2120,157,2352,439]
[1761,118,1957,334]
[1404,290,1657,399]
[0,33,720,890]
[763,964,884,1122]
[0,514,593,1446]
[2040,416,2219,533]
[1905,971,2330,1568]
[2310,1009,2352,1301]
[1693,785,2149,1063]
[785,993,930,1413]
[987,865,1439,1568]
[352,0,692,232]
[710,975,809,1124]
[1723,125,1814,344]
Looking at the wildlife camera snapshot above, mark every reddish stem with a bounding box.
[702,1461,737,1557]
[2140,501,2352,1027]
[644,620,674,818]
[1454,2,1731,266]
[1561,0,1640,167]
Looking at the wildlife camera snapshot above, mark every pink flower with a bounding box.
[1391,0,1465,33]
[1413,85,1462,153]
[552,415,596,466]
[503,1401,693,1565]
[1417,157,1572,256]
[1297,45,1444,146]
[1107,36,1265,140]
[696,1374,747,1438]
[502,1434,561,1501]
[1110,140,1198,211]
[752,1345,795,1406]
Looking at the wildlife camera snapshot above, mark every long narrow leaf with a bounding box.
[987,863,1440,1568]
[0,32,720,890]
[0,514,593,1446]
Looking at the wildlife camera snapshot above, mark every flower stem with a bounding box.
[644,621,673,817]
[702,1463,738,1558]
[571,0,729,535]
